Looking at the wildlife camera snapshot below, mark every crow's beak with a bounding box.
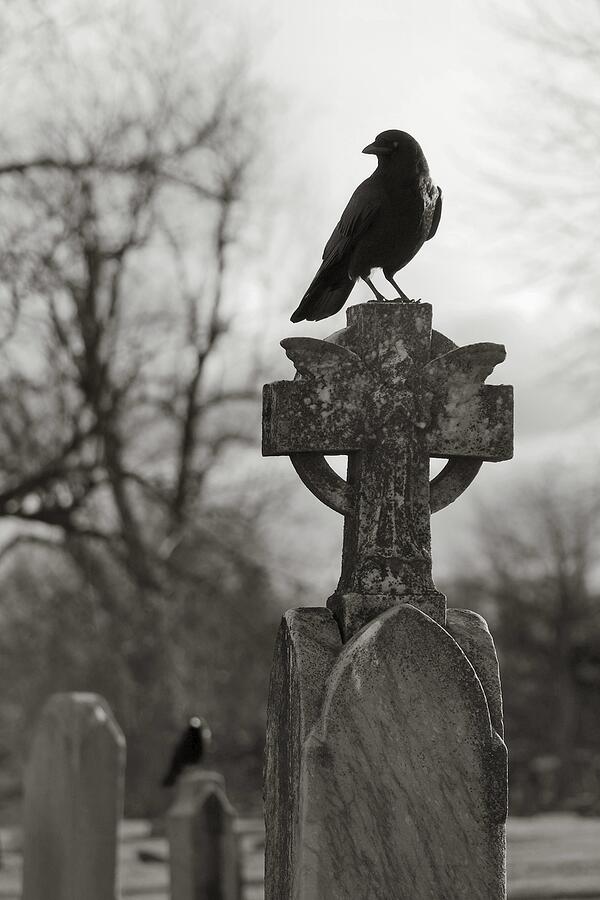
[362,142,392,155]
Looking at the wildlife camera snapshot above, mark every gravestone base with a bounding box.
[265,603,507,900]
[328,588,446,640]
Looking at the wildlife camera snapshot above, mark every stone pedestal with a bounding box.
[167,769,240,900]
[22,693,125,900]
[265,604,507,899]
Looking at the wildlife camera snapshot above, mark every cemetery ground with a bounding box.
[0,812,599,898]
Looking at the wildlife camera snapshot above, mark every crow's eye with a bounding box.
[393,141,399,148]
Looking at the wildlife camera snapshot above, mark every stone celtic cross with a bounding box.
[263,300,513,639]
[263,299,513,899]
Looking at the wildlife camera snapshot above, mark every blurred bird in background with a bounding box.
[290,129,442,323]
[161,716,212,788]
[137,717,213,862]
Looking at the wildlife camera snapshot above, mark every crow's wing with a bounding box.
[426,187,442,241]
[322,177,382,263]
[290,177,383,323]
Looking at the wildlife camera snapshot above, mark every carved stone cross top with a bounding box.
[263,301,513,639]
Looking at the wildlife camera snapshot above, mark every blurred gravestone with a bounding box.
[262,301,513,898]
[167,769,240,900]
[22,692,125,900]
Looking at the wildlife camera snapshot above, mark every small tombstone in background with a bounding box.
[262,301,513,898]
[167,769,240,900]
[22,692,125,900]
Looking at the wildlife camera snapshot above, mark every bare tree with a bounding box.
[0,0,269,585]
[0,0,281,812]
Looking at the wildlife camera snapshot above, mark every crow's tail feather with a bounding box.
[291,263,354,323]
[291,283,353,322]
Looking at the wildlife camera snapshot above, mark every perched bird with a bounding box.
[290,129,442,323]
[161,716,211,788]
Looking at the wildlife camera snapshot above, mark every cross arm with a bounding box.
[262,337,368,456]
[422,343,513,461]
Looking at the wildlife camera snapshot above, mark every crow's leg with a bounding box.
[385,274,412,302]
[363,276,388,302]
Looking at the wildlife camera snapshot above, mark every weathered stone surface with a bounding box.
[262,339,366,455]
[290,452,352,515]
[429,456,482,513]
[167,769,240,900]
[328,587,445,641]
[291,450,485,517]
[263,301,513,640]
[22,693,125,900]
[264,608,341,900]
[447,607,505,738]
[294,604,507,899]
[423,343,513,461]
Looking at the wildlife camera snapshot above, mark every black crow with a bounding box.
[161,716,211,788]
[290,129,442,323]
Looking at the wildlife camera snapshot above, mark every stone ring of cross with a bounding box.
[290,450,481,517]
